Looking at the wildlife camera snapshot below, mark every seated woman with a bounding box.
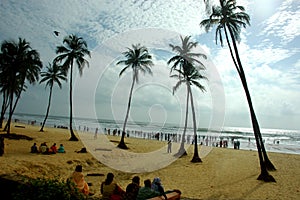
[151,177,167,200]
[57,144,65,153]
[49,143,58,154]
[101,172,125,200]
[70,165,89,195]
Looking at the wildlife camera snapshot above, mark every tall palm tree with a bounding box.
[54,34,91,141]
[171,62,207,162]
[0,38,42,134]
[168,35,206,157]
[116,44,154,149]
[39,62,67,132]
[200,0,276,182]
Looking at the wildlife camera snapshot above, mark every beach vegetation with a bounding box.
[200,0,276,181]
[168,35,207,162]
[54,34,91,141]
[0,38,42,134]
[39,62,67,132]
[12,177,85,200]
[116,44,154,149]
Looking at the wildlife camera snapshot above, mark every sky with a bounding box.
[0,0,299,131]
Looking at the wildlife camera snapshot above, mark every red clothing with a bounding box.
[50,145,57,153]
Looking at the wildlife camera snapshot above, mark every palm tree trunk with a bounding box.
[0,92,9,129]
[4,79,24,131]
[40,86,53,132]
[6,90,14,134]
[118,74,136,149]
[69,62,78,141]
[189,84,202,163]
[175,83,189,157]
[227,27,276,181]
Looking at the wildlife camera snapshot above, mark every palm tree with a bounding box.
[171,62,207,162]
[39,62,67,132]
[168,35,206,157]
[200,0,276,182]
[116,44,154,149]
[0,38,42,134]
[54,34,91,141]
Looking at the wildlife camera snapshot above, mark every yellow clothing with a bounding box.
[101,182,118,200]
[71,171,89,195]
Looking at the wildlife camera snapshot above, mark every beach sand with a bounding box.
[1,123,300,200]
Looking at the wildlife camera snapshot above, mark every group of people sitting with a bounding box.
[101,173,171,200]
[69,165,175,200]
[30,142,65,154]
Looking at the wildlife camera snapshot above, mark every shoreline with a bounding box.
[1,123,300,199]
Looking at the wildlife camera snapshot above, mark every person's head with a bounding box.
[153,177,161,185]
[105,172,114,184]
[75,165,82,172]
[60,144,63,146]
[144,179,151,188]
[132,176,140,185]
[53,143,56,146]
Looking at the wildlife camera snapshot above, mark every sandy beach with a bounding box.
[1,123,300,200]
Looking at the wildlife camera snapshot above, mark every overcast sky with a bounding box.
[0,0,299,131]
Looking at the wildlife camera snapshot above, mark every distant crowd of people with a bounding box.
[30,142,65,154]
[70,165,179,199]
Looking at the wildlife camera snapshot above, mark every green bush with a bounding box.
[12,177,85,200]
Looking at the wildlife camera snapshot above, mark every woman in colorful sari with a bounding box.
[70,165,89,195]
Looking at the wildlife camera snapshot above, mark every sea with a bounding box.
[9,113,300,155]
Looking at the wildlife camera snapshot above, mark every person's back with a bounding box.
[30,143,38,153]
[123,176,140,200]
[101,173,124,200]
[70,165,89,195]
[57,144,65,153]
[137,179,160,200]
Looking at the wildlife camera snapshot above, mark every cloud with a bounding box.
[260,0,300,45]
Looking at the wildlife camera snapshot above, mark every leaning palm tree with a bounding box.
[0,38,42,134]
[168,35,207,157]
[39,62,67,132]
[116,44,154,149]
[200,0,275,182]
[54,34,91,141]
[171,62,207,162]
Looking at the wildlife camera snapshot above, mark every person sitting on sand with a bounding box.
[30,143,38,153]
[151,177,167,200]
[101,172,125,200]
[57,144,65,153]
[70,165,89,195]
[123,176,140,200]
[50,143,57,154]
[137,179,161,200]
[39,142,49,154]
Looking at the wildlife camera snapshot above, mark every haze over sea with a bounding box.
[11,112,300,155]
